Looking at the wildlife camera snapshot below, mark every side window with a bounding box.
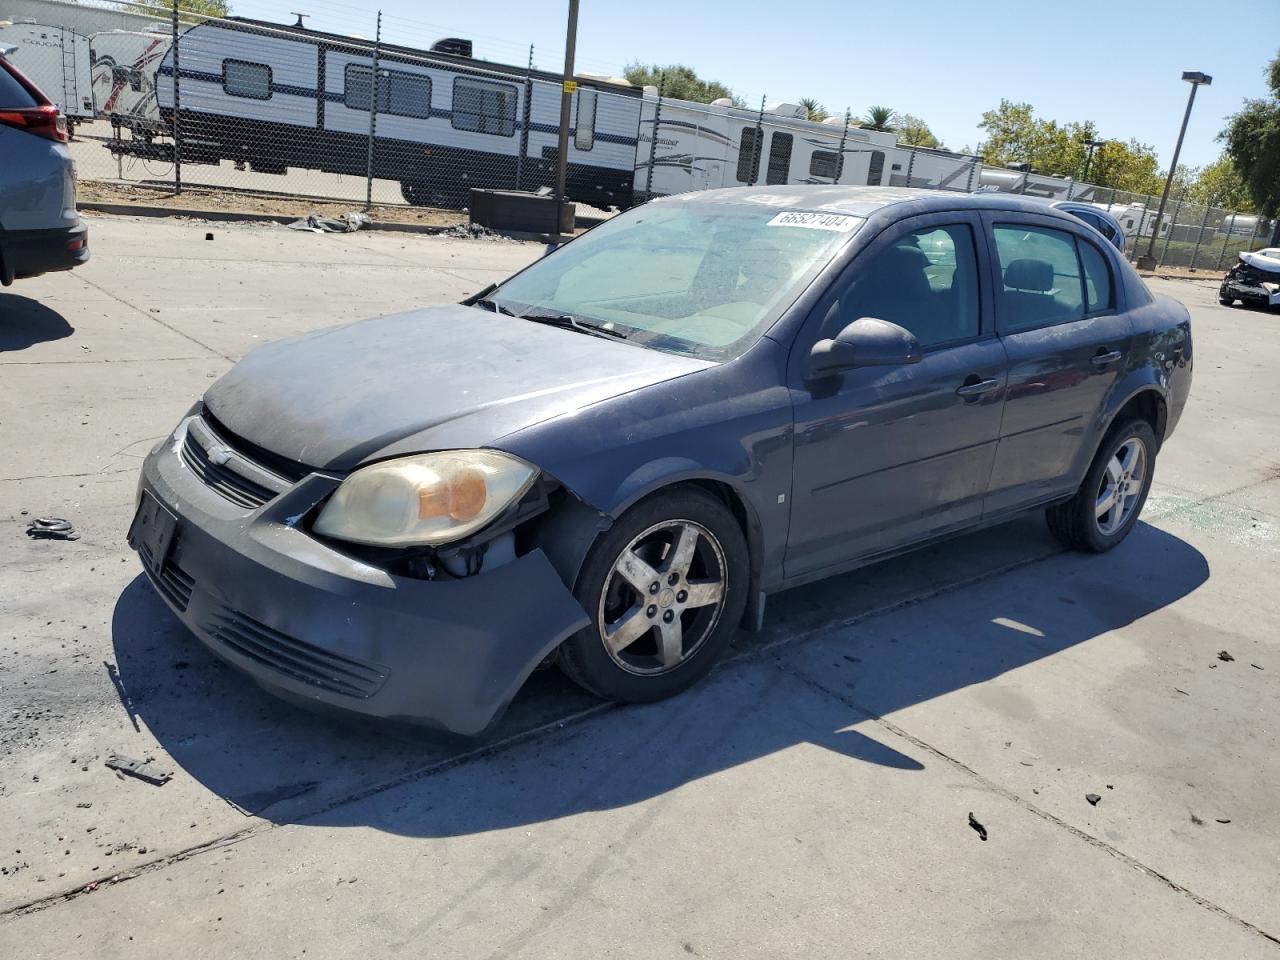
[574,88,596,150]
[866,150,885,185]
[1078,239,1113,313]
[992,225,1084,332]
[827,224,981,349]
[810,149,841,180]
[452,78,517,136]
[344,66,431,119]
[736,127,762,183]
[222,59,271,100]
[766,131,793,185]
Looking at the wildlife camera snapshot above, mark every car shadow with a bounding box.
[0,293,75,351]
[110,517,1208,838]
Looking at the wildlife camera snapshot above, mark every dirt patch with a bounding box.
[76,181,467,228]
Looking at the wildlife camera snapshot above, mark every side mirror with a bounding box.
[808,316,922,378]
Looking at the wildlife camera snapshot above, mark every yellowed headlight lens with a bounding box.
[313,451,537,547]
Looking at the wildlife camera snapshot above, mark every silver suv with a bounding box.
[0,45,89,285]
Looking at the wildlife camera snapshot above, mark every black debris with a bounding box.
[25,518,79,541]
[1190,813,1205,826]
[104,753,172,786]
[1216,818,1231,824]
[205,232,214,241]
[1174,687,1190,695]
[1217,650,1234,662]
[1251,664,1264,670]
[1086,793,1101,806]
[967,812,987,841]
[842,655,862,664]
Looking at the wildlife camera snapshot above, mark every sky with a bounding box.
[231,0,1279,170]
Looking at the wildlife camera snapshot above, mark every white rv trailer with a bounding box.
[146,16,642,207]
[634,93,901,197]
[90,29,169,132]
[0,21,93,124]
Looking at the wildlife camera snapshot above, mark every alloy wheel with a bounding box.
[597,519,728,676]
[1095,437,1147,536]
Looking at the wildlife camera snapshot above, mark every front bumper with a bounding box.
[1221,279,1280,307]
[0,221,89,284]
[133,423,590,736]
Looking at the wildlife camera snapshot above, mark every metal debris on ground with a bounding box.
[286,212,370,234]
[1251,663,1264,670]
[967,812,987,841]
[1086,793,1101,806]
[25,517,79,541]
[1216,818,1231,824]
[441,222,515,241]
[1217,650,1235,662]
[104,753,173,786]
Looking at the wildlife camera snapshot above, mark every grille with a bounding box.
[143,557,195,613]
[203,609,388,699]
[180,426,278,510]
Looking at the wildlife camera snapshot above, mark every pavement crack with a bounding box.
[770,656,1280,949]
[73,274,233,362]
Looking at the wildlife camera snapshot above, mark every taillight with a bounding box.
[0,105,68,142]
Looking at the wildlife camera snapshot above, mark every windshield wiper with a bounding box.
[475,297,517,316]
[518,309,629,341]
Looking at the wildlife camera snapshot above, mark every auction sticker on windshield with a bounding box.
[767,211,861,231]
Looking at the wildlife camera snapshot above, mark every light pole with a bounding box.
[1138,71,1211,270]
[1081,138,1105,183]
[554,0,580,236]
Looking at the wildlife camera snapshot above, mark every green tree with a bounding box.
[977,100,1163,193]
[1220,49,1280,217]
[623,63,737,104]
[798,97,828,122]
[1186,154,1253,209]
[897,114,940,148]
[137,0,230,17]
[860,105,896,132]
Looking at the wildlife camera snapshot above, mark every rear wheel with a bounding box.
[558,487,748,702]
[1046,418,1156,553]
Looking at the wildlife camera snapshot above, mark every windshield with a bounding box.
[488,201,863,360]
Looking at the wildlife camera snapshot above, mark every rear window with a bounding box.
[0,59,41,109]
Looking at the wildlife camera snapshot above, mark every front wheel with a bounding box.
[558,487,749,703]
[1046,418,1156,552]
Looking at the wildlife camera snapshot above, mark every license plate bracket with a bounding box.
[128,490,179,572]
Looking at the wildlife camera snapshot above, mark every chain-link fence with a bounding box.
[3,0,1275,263]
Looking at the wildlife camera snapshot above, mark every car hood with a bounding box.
[203,305,711,471]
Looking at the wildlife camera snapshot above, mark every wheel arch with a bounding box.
[1103,384,1169,449]
[530,469,766,630]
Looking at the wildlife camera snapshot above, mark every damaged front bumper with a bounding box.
[131,421,590,736]
[1222,261,1280,307]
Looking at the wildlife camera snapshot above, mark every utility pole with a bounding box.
[554,0,579,234]
[1138,71,1211,270]
[1082,138,1104,183]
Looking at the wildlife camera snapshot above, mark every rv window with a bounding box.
[344,65,431,120]
[452,78,517,136]
[809,150,841,180]
[222,59,271,100]
[575,88,596,151]
[766,132,793,185]
[736,127,762,184]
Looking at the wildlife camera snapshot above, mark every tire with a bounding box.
[1219,296,1234,306]
[1046,418,1156,553]
[558,486,749,703]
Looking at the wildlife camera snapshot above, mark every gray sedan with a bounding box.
[130,186,1193,735]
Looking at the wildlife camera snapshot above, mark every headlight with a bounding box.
[313,450,537,547]
[1263,282,1279,294]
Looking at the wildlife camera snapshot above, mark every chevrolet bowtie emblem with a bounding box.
[206,445,232,466]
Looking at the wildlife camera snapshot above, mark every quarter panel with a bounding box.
[495,339,796,591]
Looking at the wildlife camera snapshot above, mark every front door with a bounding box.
[982,218,1133,514]
[786,213,1007,579]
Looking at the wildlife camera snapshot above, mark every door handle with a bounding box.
[1091,349,1122,368]
[955,377,1000,398]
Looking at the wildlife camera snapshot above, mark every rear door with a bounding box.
[982,215,1132,514]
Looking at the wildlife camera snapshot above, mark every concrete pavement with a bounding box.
[0,217,1277,957]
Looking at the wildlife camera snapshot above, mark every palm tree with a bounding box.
[861,105,897,132]
[798,97,829,122]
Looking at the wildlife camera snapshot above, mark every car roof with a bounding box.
[655,184,1084,221]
